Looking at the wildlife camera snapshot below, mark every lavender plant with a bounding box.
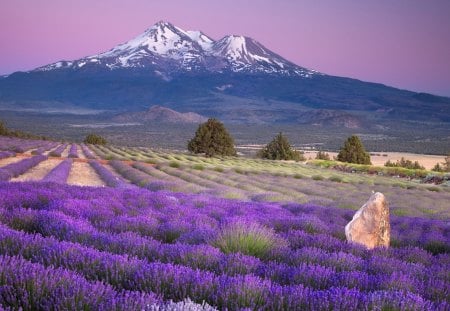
[0,181,448,310]
[89,160,131,188]
[67,144,78,158]
[48,144,68,157]
[0,155,47,181]
[41,159,72,183]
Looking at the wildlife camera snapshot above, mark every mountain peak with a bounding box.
[34,21,316,76]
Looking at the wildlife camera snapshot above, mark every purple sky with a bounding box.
[1,0,450,96]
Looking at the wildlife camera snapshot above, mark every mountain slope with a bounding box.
[113,105,207,124]
[0,21,449,127]
[34,21,315,77]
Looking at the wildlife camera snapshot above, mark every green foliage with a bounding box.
[187,118,236,157]
[169,161,181,168]
[385,157,425,170]
[431,154,450,172]
[328,175,343,183]
[312,175,324,181]
[258,132,305,161]
[84,133,107,145]
[212,221,286,259]
[337,135,371,165]
[315,151,331,160]
[432,163,444,172]
[192,164,205,170]
[0,121,8,136]
[0,120,49,140]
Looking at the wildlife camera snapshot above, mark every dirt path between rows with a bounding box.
[67,162,105,187]
[0,157,24,167]
[11,158,62,182]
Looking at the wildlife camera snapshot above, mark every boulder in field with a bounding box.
[345,192,390,249]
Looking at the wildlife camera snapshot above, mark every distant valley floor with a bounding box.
[2,110,449,155]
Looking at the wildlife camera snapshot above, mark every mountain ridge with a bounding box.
[35,21,315,77]
[0,21,448,128]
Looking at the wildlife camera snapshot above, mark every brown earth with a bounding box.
[11,158,62,182]
[0,157,24,167]
[67,162,105,187]
[303,151,446,170]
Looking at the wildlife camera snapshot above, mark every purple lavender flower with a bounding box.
[42,159,72,183]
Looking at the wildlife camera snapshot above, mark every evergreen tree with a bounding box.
[187,118,236,157]
[84,133,107,145]
[337,135,371,164]
[444,153,450,172]
[0,121,8,136]
[258,132,305,161]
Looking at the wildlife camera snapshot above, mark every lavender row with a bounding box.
[0,137,51,153]
[0,181,447,257]
[48,144,68,157]
[1,205,448,304]
[88,161,131,188]
[67,144,78,158]
[110,160,172,191]
[41,159,72,183]
[0,224,443,310]
[0,255,160,310]
[80,144,97,159]
[0,155,47,181]
[31,142,58,155]
[0,151,15,160]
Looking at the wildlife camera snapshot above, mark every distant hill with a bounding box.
[113,105,207,124]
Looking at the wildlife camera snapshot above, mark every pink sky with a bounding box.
[1,0,450,96]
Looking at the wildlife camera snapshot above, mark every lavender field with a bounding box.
[0,137,449,310]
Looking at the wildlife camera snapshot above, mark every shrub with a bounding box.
[187,118,236,157]
[212,221,286,259]
[84,133,107,145]
[192,164,205,170]
[293,173,304,179]
[169,161,180,168]
[315,151,331,160]
[384,157,425,170]
[328,175,343,183]
[432,163,444,172]
[312,175,324,181]
[337,135,371,165]
[258,132,305,161]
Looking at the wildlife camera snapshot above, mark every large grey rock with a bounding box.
[345,192,390,249]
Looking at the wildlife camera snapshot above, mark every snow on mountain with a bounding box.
[35,21,316,77]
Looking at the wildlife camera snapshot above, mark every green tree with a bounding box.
[337,135,371,164]
[0,121,9,136]
[84,133,107,145]
[258,132,305,161]
[187,118,236,157]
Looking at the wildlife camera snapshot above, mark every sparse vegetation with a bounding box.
[337,135,371,165]
[385,157,425,170]
[315,151,331,160]
[84,133,107,145]
[0,120,48,140]
[258,132,305,161]
[187,118,236,157]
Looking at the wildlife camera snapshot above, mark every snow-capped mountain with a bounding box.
[36,21,315,76]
